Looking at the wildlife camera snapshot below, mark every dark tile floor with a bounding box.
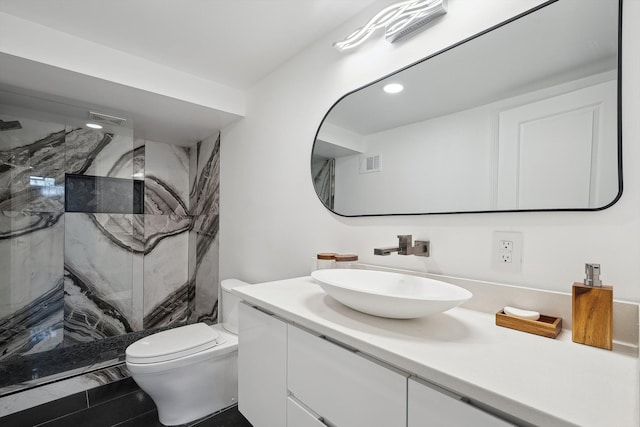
[114,406,252,427]
[0,377,252,427]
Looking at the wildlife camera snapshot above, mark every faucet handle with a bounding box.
[397,235,412,254]
[397,235,412,244]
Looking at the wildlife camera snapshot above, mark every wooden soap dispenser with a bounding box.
[572,263,613,350]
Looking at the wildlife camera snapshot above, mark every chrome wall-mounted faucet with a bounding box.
[374,235,430,257]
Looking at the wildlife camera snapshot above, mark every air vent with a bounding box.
[360,154,381,174]
[88,111,127,126]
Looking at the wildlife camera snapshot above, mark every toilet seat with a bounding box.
[126,323,224,364]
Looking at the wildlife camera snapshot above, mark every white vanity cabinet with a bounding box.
[408,378,514,427]
[238,303,513,427]
[238,303,288,427]
[287,325,408,427]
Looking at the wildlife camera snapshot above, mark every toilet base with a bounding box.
[128,325,238,426]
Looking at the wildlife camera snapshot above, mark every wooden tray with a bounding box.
[495,310,562,339]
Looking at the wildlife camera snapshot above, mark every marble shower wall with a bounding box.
[1,109,221,390]
[142,141,191,329]
[63,129,142,345]
[1,115,66,360]
[190,133,220,323]
[64,136,196,344]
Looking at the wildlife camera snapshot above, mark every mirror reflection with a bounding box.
[312,0,621,216]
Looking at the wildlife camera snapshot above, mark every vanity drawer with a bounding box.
[287,325,407,427]
[287,397,326,427]
[408,378,515,427]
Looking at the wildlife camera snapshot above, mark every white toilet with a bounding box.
[126,279,249,426]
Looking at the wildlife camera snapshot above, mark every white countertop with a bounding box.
[233,276,640,427]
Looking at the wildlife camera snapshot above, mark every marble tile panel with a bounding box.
[64,213,138,342]
[84,361,130,385]
[131,252,144,332]
[63,128,114,176]
[0,279,63,361]
[101,135,145,180]
[0,115,63,151]
[0,211,63,318]
[195,233,219,324]
[141,210,191,253]
[189,133,220,324]
[143,215,190,329]
[106,144,145,180]
[0,119,66,213]
[192,133,220,217]
[0,145,29,212]
[194,212,219,238]
[144,177,188,217]
[188,143,198,213]
[143,280,192,329]
[67,130,135,179]
[90,213,144,253]
[132,138,145,177]
[187,228,197,320]
[63,266,133,344]
[144,141,189,215]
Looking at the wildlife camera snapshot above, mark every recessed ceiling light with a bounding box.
[86,123,103,129]
[383,83,404,94]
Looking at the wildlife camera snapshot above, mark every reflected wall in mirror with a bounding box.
[312,0,621,216]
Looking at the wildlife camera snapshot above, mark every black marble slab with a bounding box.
[65,174,144,214]
[0,323,183,391]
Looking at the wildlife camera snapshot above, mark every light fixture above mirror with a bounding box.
[334,0,448,51]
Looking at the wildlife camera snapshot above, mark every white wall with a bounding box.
[220,0,640,302]
[317,122,365,154]
[334,106,493,215]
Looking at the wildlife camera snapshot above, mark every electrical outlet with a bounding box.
[500,240,513,251]
[492,231,522,272]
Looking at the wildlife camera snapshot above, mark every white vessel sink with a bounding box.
[311,269,472,319]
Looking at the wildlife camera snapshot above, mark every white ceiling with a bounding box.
[0,0,380,144]
[0,0,378,90]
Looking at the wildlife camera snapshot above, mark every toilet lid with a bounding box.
[126,323,222,364]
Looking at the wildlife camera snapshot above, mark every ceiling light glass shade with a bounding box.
[86,123,103,129]
[334,0,447,51]
[383,83,404,93]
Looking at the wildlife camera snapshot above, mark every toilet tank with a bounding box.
[221,279,251,334]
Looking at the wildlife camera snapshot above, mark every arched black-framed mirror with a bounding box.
[312,0,622,216]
